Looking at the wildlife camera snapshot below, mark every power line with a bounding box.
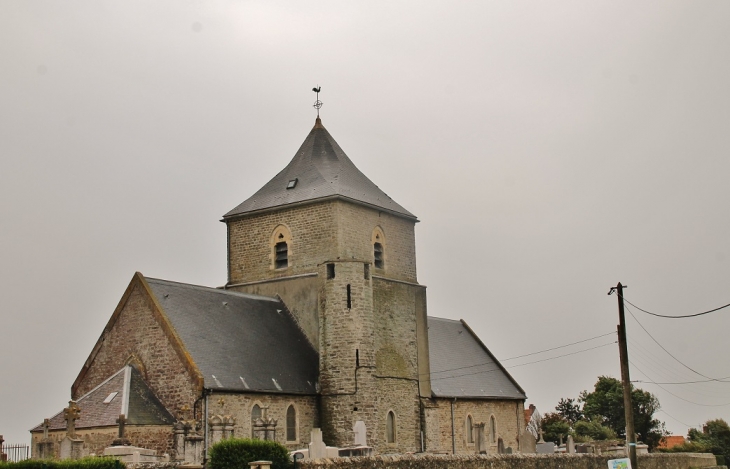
[500,331,616,362]
[625,304,730,383]
[620,292,730,319]
[656,409,693,428]
[431,341,616,382]
[428,330,615,375]
[630,360,730,407]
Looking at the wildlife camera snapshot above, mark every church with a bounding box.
[31,113,527,459]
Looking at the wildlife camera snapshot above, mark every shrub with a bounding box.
[208,438,291,469]
[0,457,121,469]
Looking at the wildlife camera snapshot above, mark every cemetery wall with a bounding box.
[71,281,200,415]
[299,452,719,469]
[30,426,172,459]
[428,398,525,454]
[207,392,318,451]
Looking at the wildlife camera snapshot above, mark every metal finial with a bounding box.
[312,86,322,117]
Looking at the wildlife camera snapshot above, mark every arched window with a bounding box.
[386,411,396,443]
[466,415,474,444]
[286,405,297,442]
[251,404,261,438]
[372,227,385,270]
[271,225,292,270]
[490,415,497,444]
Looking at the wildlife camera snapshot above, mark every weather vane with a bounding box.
[312,85,322,117]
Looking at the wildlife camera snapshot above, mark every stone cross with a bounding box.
[537,427,545,443]
[117,414,126,439]
[42,419,50,440]
[63,401,81,438]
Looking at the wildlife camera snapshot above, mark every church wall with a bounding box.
[333,201,417,283]
[73,284,199,417]
[375,378,420,453]
[227,202,337,284]
[428,398,525,454]
[207,393,318,451]
[230,274,320,348]
[31,425,172,459]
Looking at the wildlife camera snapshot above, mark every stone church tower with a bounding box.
[222,117,432,452]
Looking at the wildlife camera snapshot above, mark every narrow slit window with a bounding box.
[374,242,384,269]
[386,411,396,443]
[346,284,351,309]
[327,263,335,279]
[275,242,288,269]
[466,415,474,444]
[364,264,370,280]
[356,349,360,367]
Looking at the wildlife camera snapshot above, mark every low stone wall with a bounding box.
[299,452,719,469]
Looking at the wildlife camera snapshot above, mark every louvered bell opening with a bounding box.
[275,242,288,269]
[374,242,383,269]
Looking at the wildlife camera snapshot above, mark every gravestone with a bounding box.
[36,419,54,459]
[308,429,327,460]
[111,414,131,446]
[0,435,6,462]
[353,421,367,446]
[475,423,487,455]
[521,430,537,453]
[505,447,513,454]
[536,441,555,454]
[567,435,575,454]
[497,437,505,454]
[63,401,81,438]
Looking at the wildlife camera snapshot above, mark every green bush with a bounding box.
[0,457,121,469]
[208,438,291,469]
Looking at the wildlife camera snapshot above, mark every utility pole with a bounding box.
[611,282,637,469]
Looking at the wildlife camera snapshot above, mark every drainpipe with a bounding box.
[451,398,456,454]
[204,392,209,464]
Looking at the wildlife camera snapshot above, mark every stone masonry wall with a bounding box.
[299,453,718,469]
[333,202,417,283]
[428,398,524,454]
[226,199,418,286]
[73,283,199,417]
[207,392,318,451]
[31,426,172,459]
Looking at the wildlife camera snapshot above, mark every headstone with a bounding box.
[537,427,545,444]
[497,437,505,454]
[59,436,85,460]
[253,406,277,441]
[63,401,81,438]
[505,447,513,454]
[208,415,224,445]
[536,441,555,454]
[308,429,327,460]
[576,444,594,454]
[521,430,537,453]
[567,435,575,454]
[36,419,55,459]
[249,461,271,469]
[353,421,367,446]
[111,414,131,446]
[223,415,236,439]
[173,421,186,461]
[475,423,487,455]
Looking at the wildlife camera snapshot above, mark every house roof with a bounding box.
[427,317,526,400]
[146,278,319,395]
[658,435,686,449]
[223,118,416,221]
[32,366,174,432]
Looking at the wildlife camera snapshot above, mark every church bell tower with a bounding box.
[221,108,431,452]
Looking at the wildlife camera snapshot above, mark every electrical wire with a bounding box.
[630,360,730,407]
[428,330,615,375]
[625,304,730,383]
[430,340,616,382]
[620,292,730,319]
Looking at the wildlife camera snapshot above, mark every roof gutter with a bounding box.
[221,195,419,224]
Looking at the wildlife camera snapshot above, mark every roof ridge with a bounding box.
[145,277,281,302]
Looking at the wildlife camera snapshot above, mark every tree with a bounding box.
[687,419,730,464]
[555,397,584,425]
[541,412,571,445]
[574,418,616,441]
[579,376,667,450]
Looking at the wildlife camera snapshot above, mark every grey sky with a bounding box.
[2,1,729,446]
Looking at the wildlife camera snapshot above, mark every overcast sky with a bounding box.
[2,1,730,446]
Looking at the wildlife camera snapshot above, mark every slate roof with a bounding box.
[31,366,174,431]
[223,118,416,221]
[428,317,526,400]
[146,278,319,394]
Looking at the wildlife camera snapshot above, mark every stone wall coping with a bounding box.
[299,452,718,467]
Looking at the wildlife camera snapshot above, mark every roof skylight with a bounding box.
[103,392,118,404]
[286,178,298,189]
